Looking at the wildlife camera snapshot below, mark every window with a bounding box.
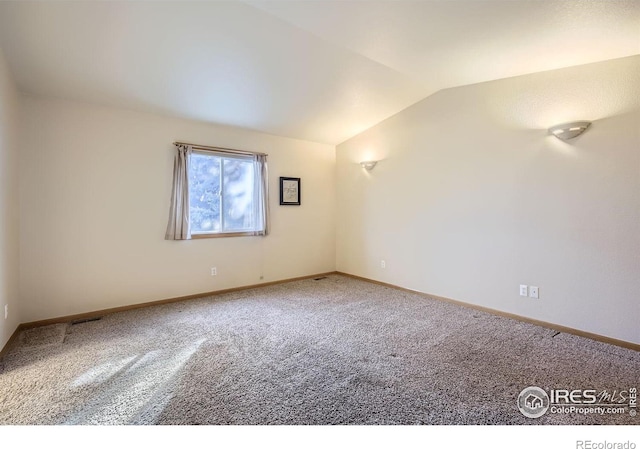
[165,143,268,240]
[189,151,264,236]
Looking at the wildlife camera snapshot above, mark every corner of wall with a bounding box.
[0,45,21,351]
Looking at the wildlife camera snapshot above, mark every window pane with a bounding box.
[222,157,255,231]
[188,153,221,233]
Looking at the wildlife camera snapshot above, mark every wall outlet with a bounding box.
[519,285,528,297]
[381,260,386,269]
[4,304,7,320]
[210,267,217,276]
[529,286,539,299]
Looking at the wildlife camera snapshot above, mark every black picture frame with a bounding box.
[279,177,301,206]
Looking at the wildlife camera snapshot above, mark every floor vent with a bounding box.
[71,317,103,325]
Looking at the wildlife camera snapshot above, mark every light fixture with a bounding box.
[548,121,591,141]
[360,160,378,171]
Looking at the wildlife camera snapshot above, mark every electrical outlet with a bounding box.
[4,304,7,320]
[519,285,528,297]
[529,286,539,299]
[381,260,386,269]
[210,267,217,276]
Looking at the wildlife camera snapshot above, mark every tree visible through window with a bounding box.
[188,151,261,235]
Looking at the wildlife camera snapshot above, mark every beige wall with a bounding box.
[337,56,640,344]
[0,47,20,349]
[19,97,335,322]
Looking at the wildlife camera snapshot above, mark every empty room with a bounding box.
[0,0,638,438]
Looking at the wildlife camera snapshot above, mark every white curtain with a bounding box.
[253,154,269,236]
[165,144,192,240]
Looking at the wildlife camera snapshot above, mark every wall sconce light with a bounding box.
[548,121,591,141]
[360,161,378,171]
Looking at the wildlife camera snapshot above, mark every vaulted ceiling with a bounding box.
[0,1,638,144]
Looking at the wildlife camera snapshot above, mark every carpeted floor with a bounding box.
[0,274,638,425]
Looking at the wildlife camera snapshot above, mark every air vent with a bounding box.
[71,317,103,325]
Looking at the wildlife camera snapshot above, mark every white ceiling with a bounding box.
[0,1,638,145]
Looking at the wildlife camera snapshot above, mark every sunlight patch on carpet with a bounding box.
[72,355,138,387]
[64,338,207,424]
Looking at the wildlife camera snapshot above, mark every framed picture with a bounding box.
[279,177,301,205]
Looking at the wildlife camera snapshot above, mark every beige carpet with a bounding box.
[0,274,638,425]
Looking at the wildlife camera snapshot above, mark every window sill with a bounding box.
[191,231,264,239]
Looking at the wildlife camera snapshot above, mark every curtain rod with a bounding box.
[173,141,267,157]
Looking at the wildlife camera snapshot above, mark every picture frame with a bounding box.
[279,177,301,206]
